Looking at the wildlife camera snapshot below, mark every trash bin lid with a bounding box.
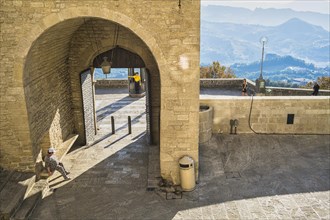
[179,156,194,165]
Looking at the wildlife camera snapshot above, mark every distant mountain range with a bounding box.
[201,18,329,66]
[231,54,329,85]
[201,5,329,85]
[202,5,330,31]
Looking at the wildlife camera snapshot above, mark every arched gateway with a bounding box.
[0,2,200,184]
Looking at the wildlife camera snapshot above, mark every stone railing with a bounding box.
[200,78,330,96]
[265,86,330,96]
[200,78,256,95]
[95,79,128,88]
[200,78,255,89]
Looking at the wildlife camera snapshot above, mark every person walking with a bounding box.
[312,82,320,96]
[242,79,248,96]
[44,147,71,180]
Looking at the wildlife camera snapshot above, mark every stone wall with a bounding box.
[200,78,252,89]
[200,78,330,96]
[201,96,330,134]
[23,21,76,161]
[266,87,330,96]
[0,0,200,184]
[95,79,128,88]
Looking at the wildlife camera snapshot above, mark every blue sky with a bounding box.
[201,0,330,14]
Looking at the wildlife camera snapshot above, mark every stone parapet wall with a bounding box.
[200,78,255,89]
[200,78,330,96]
[266,87,330,96]
[95,79,128,88]
[201,96,330,135]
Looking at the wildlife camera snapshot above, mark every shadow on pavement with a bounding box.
[30,134,330,219]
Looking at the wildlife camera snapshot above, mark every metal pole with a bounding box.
[128,116,132,134]
[111,116,115,134]
[260,41,265,80]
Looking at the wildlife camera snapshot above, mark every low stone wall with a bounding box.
[199,105,213,143]
[266,87,330,96]
[200,78,255,89]
[95,79,128,88]
[200,78,330,96]
[200,96,330,135]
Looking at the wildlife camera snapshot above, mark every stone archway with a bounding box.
[22,15,161,169]
[66,17,161,146]
[1,2,200,184]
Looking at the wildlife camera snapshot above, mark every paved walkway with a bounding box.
[29,88,329,219]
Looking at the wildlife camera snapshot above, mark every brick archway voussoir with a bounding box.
[19,6,166,82]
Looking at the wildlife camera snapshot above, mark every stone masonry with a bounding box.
[0,0,200,184]
[80,69,95,145]
[201,96,330,134]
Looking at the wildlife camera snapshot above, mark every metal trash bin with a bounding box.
[179,156,196,191]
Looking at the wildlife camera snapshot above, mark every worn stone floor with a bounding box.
[29,88,330,219]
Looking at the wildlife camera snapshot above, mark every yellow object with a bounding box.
[128,74,141,82]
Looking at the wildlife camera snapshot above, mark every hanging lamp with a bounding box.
[101,57,111,74]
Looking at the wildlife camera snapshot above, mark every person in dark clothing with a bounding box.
[128,72,141,94]
[242,79,248,96]
[312,82,320,96]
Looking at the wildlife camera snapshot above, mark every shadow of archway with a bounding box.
[30,134,330,219]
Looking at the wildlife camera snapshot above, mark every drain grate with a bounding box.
[225,171,241,179]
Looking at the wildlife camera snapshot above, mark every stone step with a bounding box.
[0,169,14,192]
[11,180,49,220]
[0,172,35,219]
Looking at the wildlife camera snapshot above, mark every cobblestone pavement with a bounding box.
[30,88,330,219]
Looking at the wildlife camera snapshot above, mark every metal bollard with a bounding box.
[230,119,234,134]
[128,116,132,134]
[111,116,115,134]
[230,119,239,134]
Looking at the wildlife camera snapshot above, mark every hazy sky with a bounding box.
[201,0,330,14]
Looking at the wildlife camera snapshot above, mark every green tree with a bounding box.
[301,76,330,90]
[318,76,330,89]
[200,61,236,78]
[224,67,236,78]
